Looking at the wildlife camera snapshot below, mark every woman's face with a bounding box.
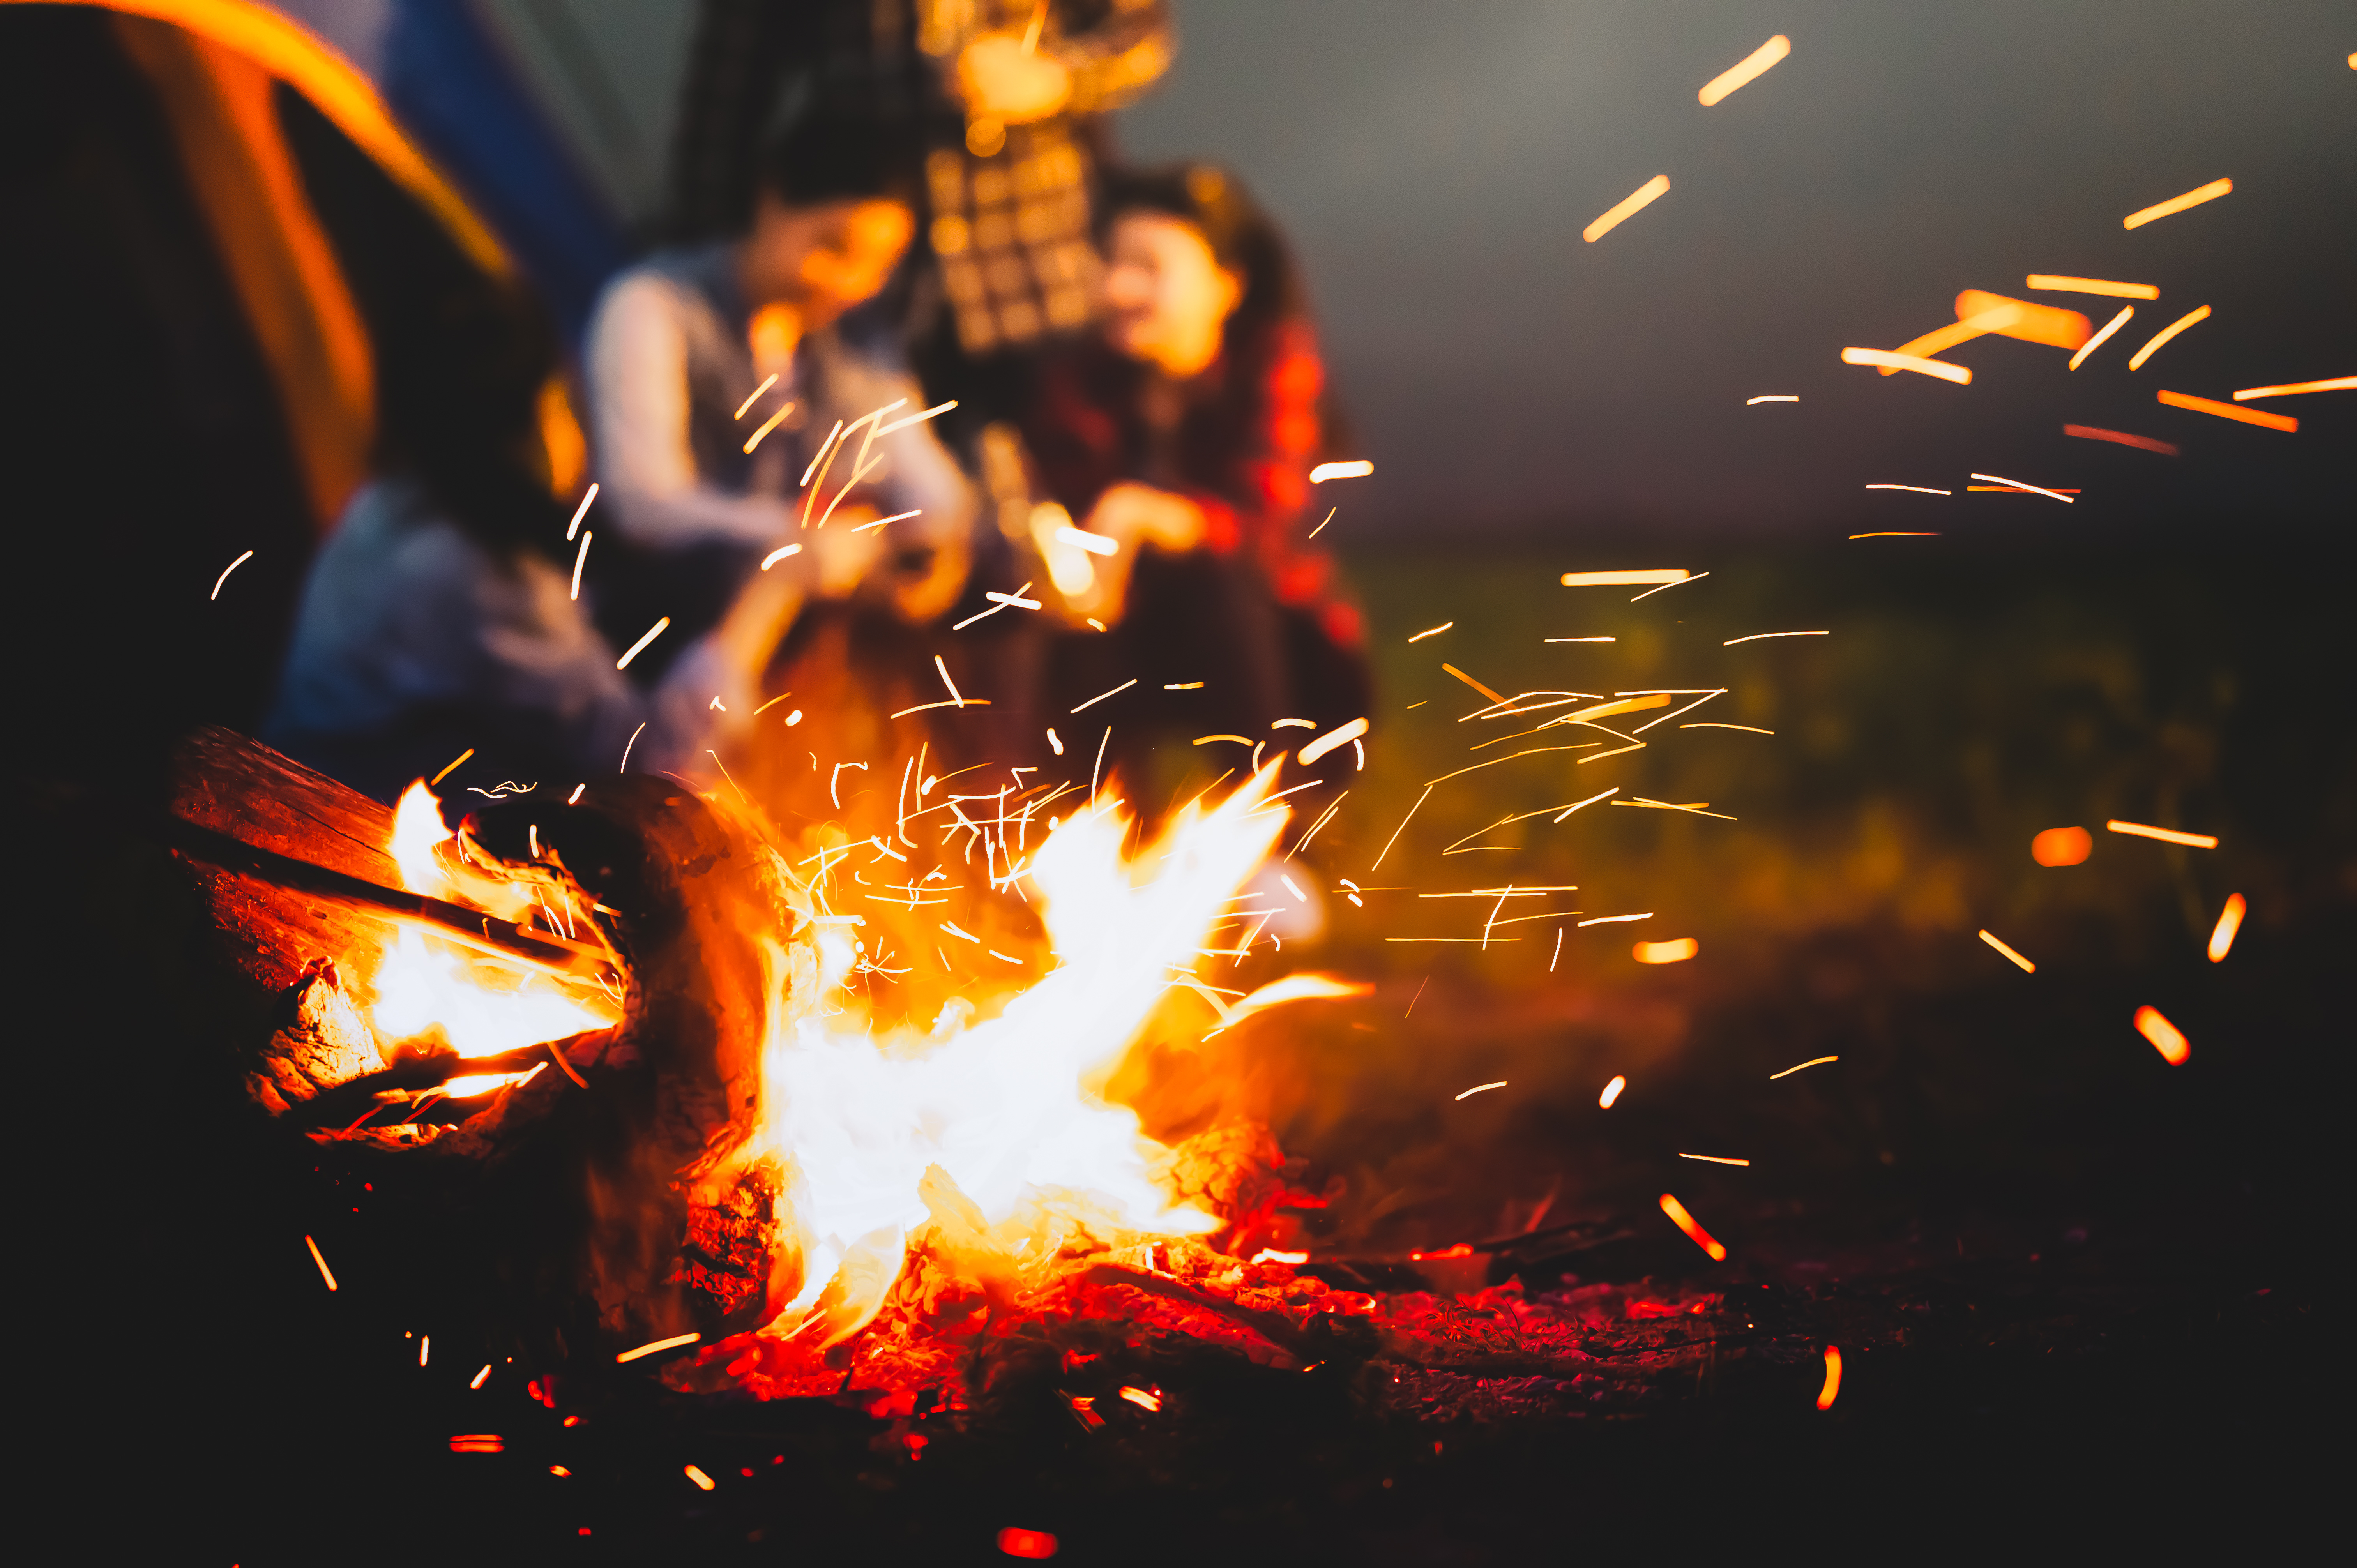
[1100,212,1243,378]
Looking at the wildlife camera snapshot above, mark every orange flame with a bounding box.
[747,768,1295,1347]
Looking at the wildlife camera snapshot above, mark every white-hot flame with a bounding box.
[370,782,620,1058]
[755,769,1290,1343]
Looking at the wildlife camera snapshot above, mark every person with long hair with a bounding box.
[1016,164,1369,814]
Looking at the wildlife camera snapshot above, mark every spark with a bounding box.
[851,508,923,533]
[1293,793,1346,853]
[1864,484,1951,495]
[1551,927,1564,969]
[1968,485,2079,496]
[617,1331,702,1364]
[1578,742,1645,765]
[1371,785,1432,871]
[2069,305,2136,370]
[754,691,795,715]
[1404,975,1430,1015]
[1442,664,1506,704]
[934,654,965,705]
[1659,1193,1727,1260]
[1614,797,1736,819]
[999,1528,1060,1560]
[1599,1075,1626,1108]
[1817,1347,1843,1409]
[1454,1081,1508,1101]
[420,1335,430,1366]
[1679,1153,1751,1167]
[566,481,599,539]
[2134,1005,2191,1065]
[1770,1055,1839,1079]
[430,747,475,786]
[1979,929,2036,973]
[619,722,646,771]
[1310,460,1374,482]
[566,783,584,804]
[1546,637,1615,643]
[2107,819,2218,848]
[1046,727,1063,755]
[1683,722,1774,733]
[1408,622,1454,642]
[1119,1386,1162,1412]
[1091,725,1111,804]
[761,542,803,570]
[876,399,957,436]
[1578,912,1650,926]
[1307,506,1337,538]
[1583,174,1670,243]
[1698,34,1790,105]
[1746,394,1799,404]
[685,1464,716,1491]
[2157,390,2298,432]
[2126,305,2210,371]
[732,373,779,420]
[1054,524,1118,556]
[1164,681,1205,690]
[1968,473,2074,503]
[1723,630,1828,645]
[2027,275,2158,300]
[2064,424,2178,456]
[210,549,254,600]
[565,530,593,600]
[2122,177,2231,230]
[1251,1249,1310,1266]
[1561,568,1687,587]
[1299,717,1368,766]
[304,1235,337,1291]
[2234,376,2355,400]
[449,1434,503,1453]
[615,617,670,669]
[786,710,803,725]
[1272,717,1317,729]
[1841,348,1970,384]
[1633,938,1698,964]
[1278,872,1309,902]
[1885,303,2024,369]
[1630,570,1710,601]
[1428,745,1597,788]
[740,401,795,454]
[1194,733,1252,747]
[1071,678,1136,713]
[800,420,845,485]
[470,1363,491,1390]
[1850,532,1940,538]
[989,949,1024,964]
[2207,894,2247,962]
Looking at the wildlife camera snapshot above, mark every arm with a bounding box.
[584,272,799,551]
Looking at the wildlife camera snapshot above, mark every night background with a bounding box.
[8,2,2350,1561]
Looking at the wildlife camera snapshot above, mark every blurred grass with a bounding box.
[1134,524,2355,1248]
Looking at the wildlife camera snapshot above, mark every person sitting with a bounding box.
[1015,164,1370,813]
[581,108,977,679]
[264,276,855,803]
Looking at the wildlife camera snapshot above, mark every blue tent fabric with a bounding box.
[379,0,629,343]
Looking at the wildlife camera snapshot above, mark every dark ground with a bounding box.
[21,509,2350,1562]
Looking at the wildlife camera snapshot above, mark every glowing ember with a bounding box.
[449,1434,502,1453]
[684,1464,716,1491]
[1118,1386,1162,1411]
[616,1332,701,1364]
[1817,1346,1843,1409]
[2032,826,2093,865]
[1659,1193,1727,1260]
[998,1527,1060,1559]
[2207,894,2247,962]
[2133,1005,2191,1065]
[1598,1075,1626,1108]
[1633,938,1698,964]
[303,1234,338,1291]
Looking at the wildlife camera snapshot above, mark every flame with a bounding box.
[369,781,621,1058]
[749,768,1291,1347]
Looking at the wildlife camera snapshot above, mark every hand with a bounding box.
[954,32,1072,123]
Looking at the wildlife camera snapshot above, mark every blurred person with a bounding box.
[583,107,977,675]
[663,0,1173,436]
[1016,164,1369,825]
[263,272,851,803]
